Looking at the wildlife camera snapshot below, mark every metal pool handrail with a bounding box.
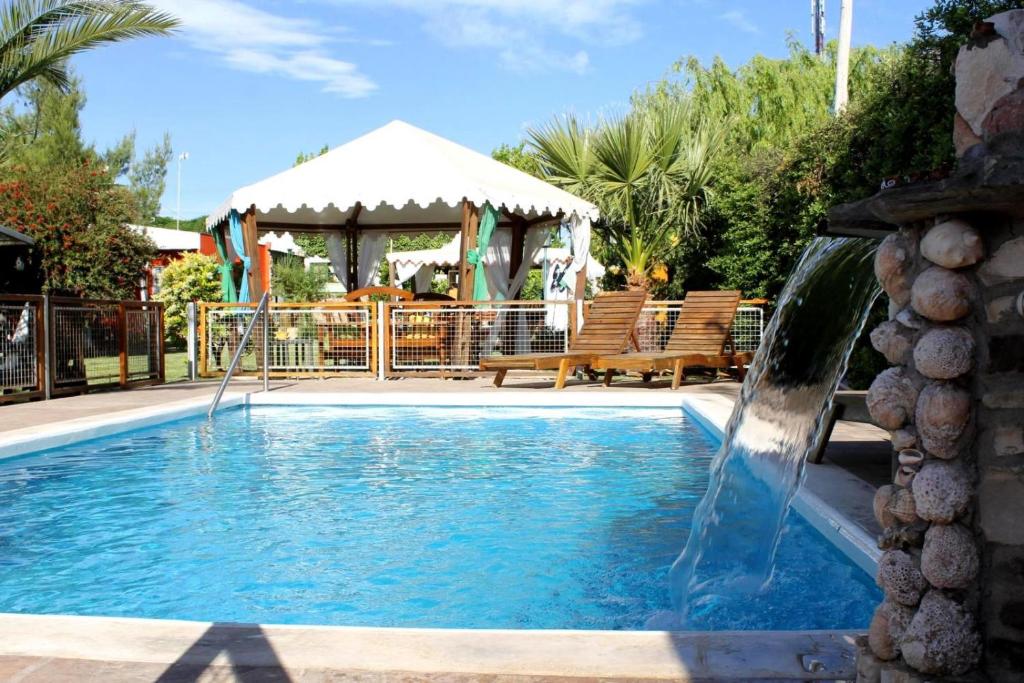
[208,291,270,417]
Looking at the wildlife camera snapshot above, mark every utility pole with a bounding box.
[176,151,190,230]
[811,0,826,57]
[834,0,854,113]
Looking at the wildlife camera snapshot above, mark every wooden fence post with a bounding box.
[157,302,166,383]
[117,303,128,387]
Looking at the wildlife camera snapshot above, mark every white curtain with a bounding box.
[484,227,548,301]
[325,232,349,291]
[545,257,573,331]
[482,229,513,300]
[357,231,389,288]
[413,265,435,293]
[483,227,551,353]
[566,213,591,282]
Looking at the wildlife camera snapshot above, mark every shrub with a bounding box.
[156,253,222,345]
[272,255,328,302]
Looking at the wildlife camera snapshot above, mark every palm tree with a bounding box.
[529,101,725,290]
[0,1,178,103]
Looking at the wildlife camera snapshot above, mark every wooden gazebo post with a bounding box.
[344,202,363,292]
[241,204,263,297]
[457,199,479,300]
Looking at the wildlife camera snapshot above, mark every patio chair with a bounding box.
[479,289,647,389]
[593,290,752,390]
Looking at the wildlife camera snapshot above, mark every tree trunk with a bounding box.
[626,268,648,292]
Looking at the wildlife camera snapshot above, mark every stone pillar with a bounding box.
[856,10,1024,682]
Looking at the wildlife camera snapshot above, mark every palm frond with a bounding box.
[0,1,179,100]
[526,114,594,199]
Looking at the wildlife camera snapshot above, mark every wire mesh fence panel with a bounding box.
[0,299,41,395]
[125,305,163,382]
[203,306,262,375]
[387,302,572,373]
[635,302,765,354]
[634,304,679,353]
[728,307,764,353]
[200,303,375,377]
[51,301,122,389]
[271,306,372,372]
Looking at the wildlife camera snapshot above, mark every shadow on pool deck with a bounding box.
[154,623,291,682]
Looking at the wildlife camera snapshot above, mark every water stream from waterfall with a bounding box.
[667,236,881,625]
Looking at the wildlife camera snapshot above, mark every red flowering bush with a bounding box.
[0,161,155,299]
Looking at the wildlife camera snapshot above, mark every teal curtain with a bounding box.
[228,209,251,303]
[212,227,237,303]
[466,202,499,301]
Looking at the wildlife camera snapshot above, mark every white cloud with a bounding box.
[323,0,644,74]
[501,47,590,75]
[719,9,759,35]
[152,0,378,97]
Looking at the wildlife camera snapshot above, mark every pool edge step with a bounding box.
[0,613,859,681]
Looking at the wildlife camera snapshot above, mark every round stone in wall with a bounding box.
[899,590,981,675]
[877,549,927,606]
[867,367,919,430]
[875,233,915,307]
[915,382,971,459]
[912,460,972,524]
[913,327,975,380]
[921,523,979,589]
[920,219,984,269]
[911,266,974,322]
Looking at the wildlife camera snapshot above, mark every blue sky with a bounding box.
[72,0,935,221]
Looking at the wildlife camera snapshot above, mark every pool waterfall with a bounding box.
[668,237,880,624]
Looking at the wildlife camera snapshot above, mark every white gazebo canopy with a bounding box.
[207,120,598,230]
[207,120,598,301]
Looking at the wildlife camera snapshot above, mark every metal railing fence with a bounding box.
[196,298,764,379]
[386,300,575,376]
[0,295,45,402]
[632,301,765,354]
[0,295,164,403]
[199,302,376,378]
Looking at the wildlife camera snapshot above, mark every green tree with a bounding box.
[152,214,207,232]
[492,142,542,177]
[128,131,172,222]
[0,0,178,105]
[0,77,87,167]
[156,252,221,344]
[272,255,328,302]
[2,77,175,221]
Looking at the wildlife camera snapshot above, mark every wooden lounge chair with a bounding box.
[479,289,647,389]
[593,290,751,390]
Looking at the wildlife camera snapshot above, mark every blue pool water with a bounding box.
[0,406,879,630]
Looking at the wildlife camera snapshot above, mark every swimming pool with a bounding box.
[0,405,879,630]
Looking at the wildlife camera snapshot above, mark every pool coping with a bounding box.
[0,389,874,681]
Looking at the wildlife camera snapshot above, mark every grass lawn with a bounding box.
[165,351,189,382]
[78,350,190,385]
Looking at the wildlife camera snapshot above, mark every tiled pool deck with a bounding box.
[0,377,891,681]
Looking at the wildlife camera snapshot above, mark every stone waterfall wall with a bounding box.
[858,10,1024,682]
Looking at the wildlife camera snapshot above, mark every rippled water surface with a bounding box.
[0,406,879,629]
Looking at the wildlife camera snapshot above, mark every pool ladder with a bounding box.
[208,291,271,417]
